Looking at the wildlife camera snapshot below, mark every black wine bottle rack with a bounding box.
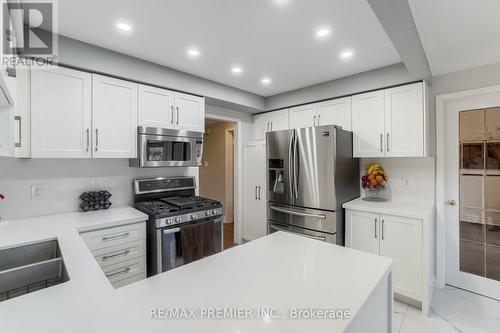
[79,190,112,212]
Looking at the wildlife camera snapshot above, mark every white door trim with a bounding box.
[436,84,500,288]
[205,112,243,244]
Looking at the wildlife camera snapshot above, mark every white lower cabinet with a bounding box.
[345,209,423,302]
[243,142,267,241]
[80,221,146,288]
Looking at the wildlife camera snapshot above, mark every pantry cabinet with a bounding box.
[289,97,352,130]
[31,66,92,158]
[92,75,138,158]
[345,209,423,303]
[243,142,267,241]
[352,82,426,158]
[253,109,289,140]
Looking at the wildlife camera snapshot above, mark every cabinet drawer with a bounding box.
[112,272,146,289]
[91,240,146,268]
[102,256,146,285]
[80,222,145,251]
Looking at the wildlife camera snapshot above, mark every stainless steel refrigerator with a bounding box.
[266,125,359,245]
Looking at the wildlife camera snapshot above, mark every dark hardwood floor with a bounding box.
[224,223,237,249]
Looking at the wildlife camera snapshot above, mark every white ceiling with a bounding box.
[56,0,401,97]
[409,0,500,76]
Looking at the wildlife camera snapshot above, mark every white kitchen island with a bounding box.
[0,207,393,332]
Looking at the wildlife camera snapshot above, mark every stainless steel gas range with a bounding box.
[133,177,223,276]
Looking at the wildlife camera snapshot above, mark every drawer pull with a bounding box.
[102,232,130,242]
[102,250,130,261]
[105,267,130,278]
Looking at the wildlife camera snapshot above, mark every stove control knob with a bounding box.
[167,219,173,224]
[212,209,217,215]
[206,211,211,216]
[191,214,197,219]
[175,217,181,223]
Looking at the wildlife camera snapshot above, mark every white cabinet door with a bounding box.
[345,210,379,255]
[243,143,266,241]
[253,113,273,141]
[352,91,385,157]
[92,74,138,158]
[174,92,204,132]
[379,214,422,301]
[138,85,174,129]
[289,104,317,129]
[31,67,92,158]
[318,97,352,131]
[13,67,31,158]
[271,109,289,132]
[384,83,424,157]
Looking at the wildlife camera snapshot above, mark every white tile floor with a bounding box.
[394,286,500,333]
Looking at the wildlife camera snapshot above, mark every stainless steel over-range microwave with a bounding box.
[130,126,203,167]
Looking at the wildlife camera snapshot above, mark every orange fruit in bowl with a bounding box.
[368,174,375,181]
[376,175,384,183]
[370,179,378,187]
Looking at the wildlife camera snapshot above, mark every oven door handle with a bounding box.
[162,227,181,234]
[269,205,326,219]
[269,224,326,241]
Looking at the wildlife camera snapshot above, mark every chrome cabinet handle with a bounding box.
[317,114,321,126]
[102,232,130,242]
[86,128,90,152]
[176,106,179,125]
[171,106,174,124]
[269,224,326,241]
[105,267,130,278]
[387,133,390,152]
[102,250,130,261]
[313,115,317,126]
[258,186,261,200]
[14,116,21,147]
[374,218,378,239]
[269,205,326,219]
[381,219,385,240]
[270,122,273,131]
[255,186,258,200]
[95,129,99,152]
[380,134,383,152]
[447,199,457,206]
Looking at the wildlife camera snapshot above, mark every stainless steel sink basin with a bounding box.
[0,239,69,302]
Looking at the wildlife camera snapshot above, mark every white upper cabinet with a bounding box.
[92,74,138,158]
[384,83,424,157]
[138,85,175,129]
[253,109,289,140]
[31,66,92,158]
[317,97,352,130]
[352,82,426,158]
[174,92,205,132]
[290,104,317,128]
[352,90,385,157]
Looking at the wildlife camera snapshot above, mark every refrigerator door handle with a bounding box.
[293,132,299,199]
[269,205,327,219]
[288,133,295,200]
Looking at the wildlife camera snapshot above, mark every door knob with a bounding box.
[447,199,457,206]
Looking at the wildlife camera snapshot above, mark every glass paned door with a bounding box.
[458,108,500,283]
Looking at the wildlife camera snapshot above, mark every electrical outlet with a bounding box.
[31,185,41,200]
[402,177,410,187]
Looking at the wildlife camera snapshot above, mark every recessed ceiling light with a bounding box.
[273,0,291,6]
[340,50,354,59]
[116,22,132,32]
[187,48,200,58]
[231,66,243,74]
[261,77,271,85]
[316,28,330,38]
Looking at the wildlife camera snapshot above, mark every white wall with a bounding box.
[359,157,435,204]
[0,158,197,220]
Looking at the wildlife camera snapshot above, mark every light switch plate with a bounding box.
[31,185,41,200]
[402,177,410,187]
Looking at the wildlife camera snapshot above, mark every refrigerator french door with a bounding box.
[266,125,359,245]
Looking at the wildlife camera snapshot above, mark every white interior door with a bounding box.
[441,88,500,300]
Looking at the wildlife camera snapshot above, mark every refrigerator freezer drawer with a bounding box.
[267,202,336,234]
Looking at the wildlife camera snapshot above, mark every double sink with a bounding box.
[0,239,69,302]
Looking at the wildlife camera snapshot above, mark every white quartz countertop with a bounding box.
[0,207,392,333]
[343,198,435,220]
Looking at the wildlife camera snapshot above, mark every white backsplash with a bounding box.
[359,157,435,204]
[0,158,198,220]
